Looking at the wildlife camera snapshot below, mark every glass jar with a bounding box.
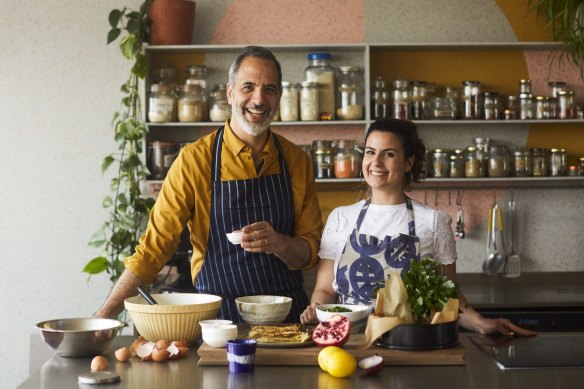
[464,146,482,177]
[185,65,209,121]
[483,92,502,120]
[445,86,461,119]
[557,90,574,119]
[148,83,175,123]
[512,148,532,177]
[519,79,532,95]
[334,139,361,178]
[312,140,335,178]
[337,66,364,120]
[431,148,450,178]
[430,97,456,120]
[519,93,534,120]
[371,77,390,120]
[488,144,511,177]
[148,141,177,179]
[449,149,465,178]
[579,157,584,176]
[505,95,518,120]
[548,81,566,98]
[549,148,567,177]
[392,80,410,120]
[280,82,299,121]
[299,81,319,121]
[473,137,490,177]
[177,84,204,122]
[410,81,429,120]
[462,80,480,119]
[531,148,548,176]
[305,53,336,120]
[534,96,551,119]
[209,83,231,122]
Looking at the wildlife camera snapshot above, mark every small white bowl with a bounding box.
[226,231,243,245]
[201,324,238,348]
[199,319,233,329]
[315,304,372,333]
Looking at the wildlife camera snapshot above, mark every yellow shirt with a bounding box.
[125,121,323,285]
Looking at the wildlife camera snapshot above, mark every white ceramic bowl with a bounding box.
[199,319,233,329]
[315,304,372,333]
[235,295,292,325]
[201,324,238,348]
[226,231,243,244]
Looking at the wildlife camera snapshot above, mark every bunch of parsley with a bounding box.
[401,258,458,324]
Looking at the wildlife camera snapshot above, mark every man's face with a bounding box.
[227,57,281,136]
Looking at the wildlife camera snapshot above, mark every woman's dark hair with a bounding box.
[364,118,426,191]
[229,46,282,89]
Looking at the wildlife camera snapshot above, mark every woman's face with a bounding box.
[363,130,414,192]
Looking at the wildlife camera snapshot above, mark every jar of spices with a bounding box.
[549,148,567,176]
[305,53,336,120]
[534,96,548,119]
[445,86,461,119]
[148,83,175,123]
[473,137,490,177]
[482,92,502,120]
[334,140,361,178]
[557,90,574,119]
[337,66,364,120]
[430,97,456,120]
[519,93,534,120]
[505,95,518,120]
[449,149,465,178]
[410,81,429,120]
[548,81,566,98]
[531,148,548,176]
[177,84,204,122]
[512,148,532,177]
[391,80,410,120]
[519,79,532,95]
[371,77,390,120]
[280,82,299,121]
[299,81,319,121]
[209,83,231,122]
[185,65,209,121]
[148,141,177,179]
[312,140,335,178]
[488,144,511,177]
[431,149,450,178]
[464,146,482,177]
[462,80,480,119]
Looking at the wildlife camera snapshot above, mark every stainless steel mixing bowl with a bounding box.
[36,317,124,357]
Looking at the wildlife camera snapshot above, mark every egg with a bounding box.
[151,347,170,362]
[114,347,132,362]
[130,336,147,353]
[90,355,108,372]
[135,341,155,361]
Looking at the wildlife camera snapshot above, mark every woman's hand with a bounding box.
[475,317,537,336]
[300,302,320,325]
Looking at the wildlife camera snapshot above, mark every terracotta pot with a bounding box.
[149,0,196,45]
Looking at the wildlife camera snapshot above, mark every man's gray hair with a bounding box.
[228,46,282,88]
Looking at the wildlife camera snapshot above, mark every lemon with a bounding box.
[317,346,356,378]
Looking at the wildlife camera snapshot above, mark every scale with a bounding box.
[469,334,584,370]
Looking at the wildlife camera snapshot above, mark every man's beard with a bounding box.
[232,102,275,136]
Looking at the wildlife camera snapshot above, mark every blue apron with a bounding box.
[335,196,421,305]
[195,127,309,322]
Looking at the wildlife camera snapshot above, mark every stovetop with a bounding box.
[469,334,584,370]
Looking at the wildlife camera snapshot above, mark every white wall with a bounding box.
[0,1,143,387]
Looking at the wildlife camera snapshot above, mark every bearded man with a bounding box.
[95,46,322,322]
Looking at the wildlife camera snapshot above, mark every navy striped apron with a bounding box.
[335,196,421,305]
[195,127,309,323]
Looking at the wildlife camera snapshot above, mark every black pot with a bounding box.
[375,320,458,350]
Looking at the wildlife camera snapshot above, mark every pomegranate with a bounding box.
[312,314,351,347]
[358,354,384,375]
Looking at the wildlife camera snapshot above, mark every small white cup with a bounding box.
[201,324,238,348]
[199,319,233,329]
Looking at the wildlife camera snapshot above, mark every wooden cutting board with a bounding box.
[197,333,465,366]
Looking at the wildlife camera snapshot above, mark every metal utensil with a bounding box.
[483,203,506,275]
[454,190,465,239]
[505,190,521,278]
[137,285,158,305]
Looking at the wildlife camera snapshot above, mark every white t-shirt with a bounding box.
[319,199,457,292]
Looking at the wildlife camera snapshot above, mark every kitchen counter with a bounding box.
[18,334,584,389]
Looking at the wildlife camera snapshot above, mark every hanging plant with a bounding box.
[83,1,155,286]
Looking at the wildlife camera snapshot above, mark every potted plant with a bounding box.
[528,0,584,77]
[83,1,155,288]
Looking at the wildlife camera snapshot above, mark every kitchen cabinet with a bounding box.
[142,42,583,191]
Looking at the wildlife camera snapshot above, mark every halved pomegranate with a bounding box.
[312,314,351,347]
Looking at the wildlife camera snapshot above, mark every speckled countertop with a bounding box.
[457,272,584,308]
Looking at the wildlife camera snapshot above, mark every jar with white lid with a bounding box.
[148,83,175,123]
[185,65,209,120]
[280,82,299,121]
[177,84,204,122]
[305,53,335,120]
[209,84,231,122]
[299,81,319,121]
[336,66,364,120]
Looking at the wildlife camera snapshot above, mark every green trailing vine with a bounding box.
[83,2,155,286]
